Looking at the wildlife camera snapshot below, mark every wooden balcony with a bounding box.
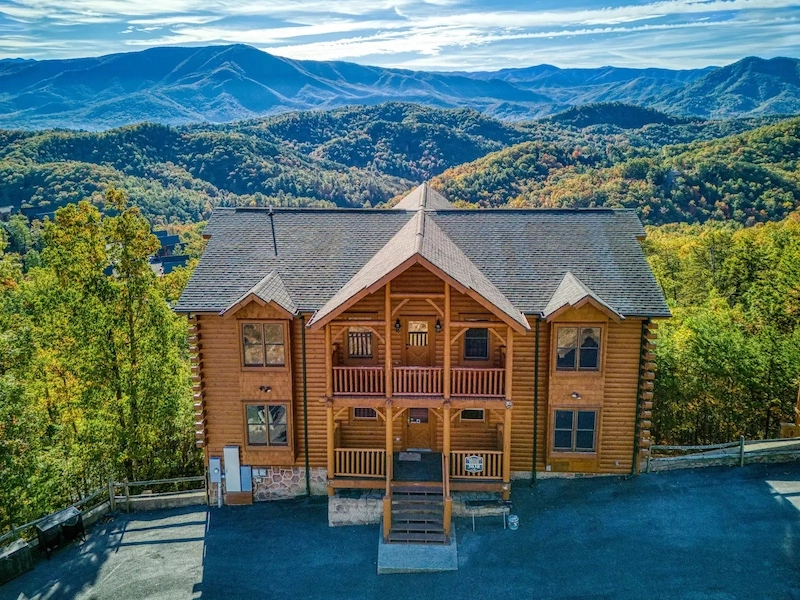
[332,365,505,397]
[332,366,384,396]
[334,448,386,478]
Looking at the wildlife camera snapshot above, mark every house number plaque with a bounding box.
[464,454,484,473]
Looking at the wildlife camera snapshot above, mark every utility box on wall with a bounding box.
[223,446,253,505]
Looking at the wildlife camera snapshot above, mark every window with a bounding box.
[242,322,286,367]
[348,327,373,359]
[353,407,377,420]
[553,409,597,452]
[460,409,485,422]
[407,321,428,347]
[556,327,600,371]
[464,328,489,360]
[246,404,289,446]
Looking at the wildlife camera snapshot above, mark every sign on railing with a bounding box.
[464,455,484,473]
[450,451,502,479]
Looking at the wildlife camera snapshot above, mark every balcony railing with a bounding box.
[332,366,385,395]
[451,367,505,397]
[334,448,386,478]
[393,366,443,396]
[450,451,503,479]
[332,366,505,397]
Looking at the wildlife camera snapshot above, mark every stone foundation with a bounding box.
[208,467,328,505]
[328,490,384,526]
[253,467,327,501]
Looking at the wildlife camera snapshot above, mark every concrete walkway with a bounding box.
[4,462,800,599]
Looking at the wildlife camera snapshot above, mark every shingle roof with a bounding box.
[307,210,529,330]
[176,191,670,320]
[543,271,621,320]
[220,269,297,316]
[392,182,455,211]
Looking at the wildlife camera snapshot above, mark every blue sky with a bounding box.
[0,0,798,69]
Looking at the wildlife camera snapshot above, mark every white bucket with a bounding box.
[508,514,519,530]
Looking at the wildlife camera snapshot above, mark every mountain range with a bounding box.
[0,45,798,130]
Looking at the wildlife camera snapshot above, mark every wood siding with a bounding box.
[197,263,648,476]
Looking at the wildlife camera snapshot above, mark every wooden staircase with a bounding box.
[388,484,447,544]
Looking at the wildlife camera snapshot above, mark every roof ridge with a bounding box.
[414,207,425,253]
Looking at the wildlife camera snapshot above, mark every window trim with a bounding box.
[463,328,490,361]
[553,324,603,373]
[239,320,290,371]
[459,408,486,423]
[243,401,292,449]
[352,407,378,421]
[551,408,599,454]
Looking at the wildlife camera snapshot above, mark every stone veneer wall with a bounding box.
[209,467,328,505]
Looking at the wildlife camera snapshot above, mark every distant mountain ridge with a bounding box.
[0,44,798,129]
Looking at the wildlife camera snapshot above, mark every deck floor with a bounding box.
[392,451,443,482]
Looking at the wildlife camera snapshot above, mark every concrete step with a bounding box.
[388,531,448,544]
[391,522,445,533]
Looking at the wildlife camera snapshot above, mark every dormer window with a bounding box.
[242,322,286,367]
[556,327,600,371]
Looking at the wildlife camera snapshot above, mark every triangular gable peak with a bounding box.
[220,270,297,319]
[392,182,455,211]
[543,271,622,322]
[307,209,529,332]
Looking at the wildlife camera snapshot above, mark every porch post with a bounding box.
[444,283,451,399]
[443,403,452,539]
[502,402,512,501]
[385,282,392,398]
[383,403,393,540]
[326,401,335,496]
[325,324,333,398]
[505,325,513,400]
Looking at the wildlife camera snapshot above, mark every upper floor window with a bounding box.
[242,322,286,367]
[348,327,373,359]
[464,328,489,360]
[556,327,600,371]
[460,409,485,422]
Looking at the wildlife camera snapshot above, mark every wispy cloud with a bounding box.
[0,0,797,69]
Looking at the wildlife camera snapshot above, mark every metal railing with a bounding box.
[647,436,800,472]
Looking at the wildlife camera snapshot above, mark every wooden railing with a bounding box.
[393,366,443,395]
[334,448,386,478]
[332,366,384,395]
[450,451,504,479]
[331,366,505,397]
[451,367,505,397]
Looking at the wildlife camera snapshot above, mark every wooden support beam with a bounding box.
[443,406,451,455]
[426,298,444,317]
[502,403,512,501]
[391,298,410,317]
[505,325,513,400]
[384,404,393,540]
[385,283,393,398]
[326,404,335,496]
[444,283,451,400]
[389,293,445,299]
[325,324,333,398]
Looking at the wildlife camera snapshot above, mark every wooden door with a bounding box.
[403,318,434,366]
[406,408,432,450]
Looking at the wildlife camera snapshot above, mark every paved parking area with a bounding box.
[5,462,800,600]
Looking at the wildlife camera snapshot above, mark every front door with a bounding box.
[403,318,434,366]
[406,408,432,450]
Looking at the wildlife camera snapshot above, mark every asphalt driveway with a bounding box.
[5,462,800,600]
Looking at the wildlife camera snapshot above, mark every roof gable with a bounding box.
[392,182,455,211]
[543,271,622,321]
[220,270,297,318]
[307,210,529,331]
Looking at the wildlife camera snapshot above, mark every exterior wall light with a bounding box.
[435,319,442,333]
[259,385,272,393]
[394,318,401,332]
[571,392,581,400]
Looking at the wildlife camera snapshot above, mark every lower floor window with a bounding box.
[460,409,485,422]
[246,404,289,447]
[353,407,377,420]
[553,409,597,452]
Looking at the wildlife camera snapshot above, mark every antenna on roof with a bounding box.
[268,205,278,256]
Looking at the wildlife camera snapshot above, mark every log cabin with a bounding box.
[175,183,669,543]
